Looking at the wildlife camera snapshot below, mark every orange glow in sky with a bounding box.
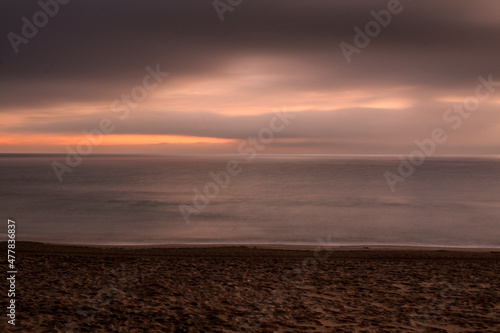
[0,133,232,146]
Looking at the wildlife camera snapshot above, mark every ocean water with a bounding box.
[1,154,500,247]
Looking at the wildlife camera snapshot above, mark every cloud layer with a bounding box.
[1,0,499,154]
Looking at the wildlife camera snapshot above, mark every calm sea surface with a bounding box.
[1,155,499,247]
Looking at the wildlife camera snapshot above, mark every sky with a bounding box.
[1,0,499,155]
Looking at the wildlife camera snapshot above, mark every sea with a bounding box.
[1,154,499,247]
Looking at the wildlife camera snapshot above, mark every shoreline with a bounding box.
[6,241,500,260]
[6,241,500,252]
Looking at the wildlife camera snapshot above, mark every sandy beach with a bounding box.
[2,242,500,332]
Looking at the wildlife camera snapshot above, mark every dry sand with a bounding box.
[2,242,500,332]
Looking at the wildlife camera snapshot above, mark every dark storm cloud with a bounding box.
[1,0,500,109]
[1,0,500,155]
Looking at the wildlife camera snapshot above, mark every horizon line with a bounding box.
[1,152,499,158]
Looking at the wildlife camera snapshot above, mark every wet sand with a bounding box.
[2,242,500,332]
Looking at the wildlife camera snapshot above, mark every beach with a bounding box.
[2,242,500,332]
